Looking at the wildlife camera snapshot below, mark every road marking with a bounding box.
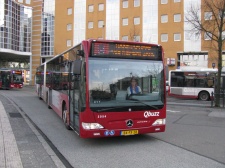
[167,110,181,113]
[0,101,23,168]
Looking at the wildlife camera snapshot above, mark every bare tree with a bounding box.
[129,25,140,42]
[185,0,225,107]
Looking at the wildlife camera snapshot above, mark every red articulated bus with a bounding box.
[0,69,23,89]
[12,70,24,89]
[35,39,166,138]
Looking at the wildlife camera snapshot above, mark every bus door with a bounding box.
[69,74,80,133]
[184,76,195,96]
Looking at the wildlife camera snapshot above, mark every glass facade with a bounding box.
[73,0,86,45]
[41,0,55,57]
[184,0,201,52]
[106,0,119,40]
[143,0,158,43]
[0,0,32,52]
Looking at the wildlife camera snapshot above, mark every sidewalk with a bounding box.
[0,94,65,168]
[208,108,225,118]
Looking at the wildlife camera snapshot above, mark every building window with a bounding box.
[98,20,104,28]
[222,31,225,40]
[174,33,181,41]
[161,15,168,23]
[161,34,168,42]
[67,24,72,31]
[122,36,128,41]
[185,31,191,40]
[174,0,181,2]
[88,5,94,12]
[67,8,72,15]
[219,10,225,19]
[134,0,140,7]
[133,36,140,42]
[185,31,199,41]
[67,40,72,47]
[18,0,23,3]
[204,32,212,40]
[174,14,181,22]
[161,0,168,4]
[25,0,30,4]
[88,22,93,29]
[134,17,140,25]
[204,12,212,20]
[123,0,128,8]
[122,18,128,26]
[99,3,104,11]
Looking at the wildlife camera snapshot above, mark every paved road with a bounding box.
[0,86,225,168]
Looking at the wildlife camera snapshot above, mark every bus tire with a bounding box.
[199,91,209,101]
[38,89,42,100]
[62,104,71,130]
[46,93,51,109]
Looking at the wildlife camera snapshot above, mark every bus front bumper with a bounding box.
[80,125,166,138]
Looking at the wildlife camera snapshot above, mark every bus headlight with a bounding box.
[152,119,166,126]
[82,122,104,130]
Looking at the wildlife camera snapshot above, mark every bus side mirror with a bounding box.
[72,60,82,75]
[76,50,84,57]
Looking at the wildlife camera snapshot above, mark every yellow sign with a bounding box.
[121,130,138,136]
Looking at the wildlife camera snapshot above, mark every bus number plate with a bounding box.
[121,130,138,136]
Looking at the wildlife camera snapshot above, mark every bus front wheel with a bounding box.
[199,91,209,101]
[62,104,71,130]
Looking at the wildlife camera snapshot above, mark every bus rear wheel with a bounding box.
[38,89,42,100]
[62,105,71,130]
[199,91,209,101]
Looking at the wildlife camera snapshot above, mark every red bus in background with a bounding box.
[168,69,217,101]
[0,69,23,89]
[36,39,166,138]
[12,70,23,88]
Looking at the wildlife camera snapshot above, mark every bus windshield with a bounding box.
[88,58,165,112]
[13,73,23,84]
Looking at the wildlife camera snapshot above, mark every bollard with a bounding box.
[211,92,214,108]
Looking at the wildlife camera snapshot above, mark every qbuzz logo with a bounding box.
[104,130,115,136]
[144,111,160,118]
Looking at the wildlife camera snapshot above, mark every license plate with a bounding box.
[121,130,138,136]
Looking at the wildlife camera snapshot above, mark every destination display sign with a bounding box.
[13,71,22,74]
[91,42,161,60]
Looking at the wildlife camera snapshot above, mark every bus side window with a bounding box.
[207,79,214,87]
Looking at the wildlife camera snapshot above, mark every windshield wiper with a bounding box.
[128,98,159,110]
